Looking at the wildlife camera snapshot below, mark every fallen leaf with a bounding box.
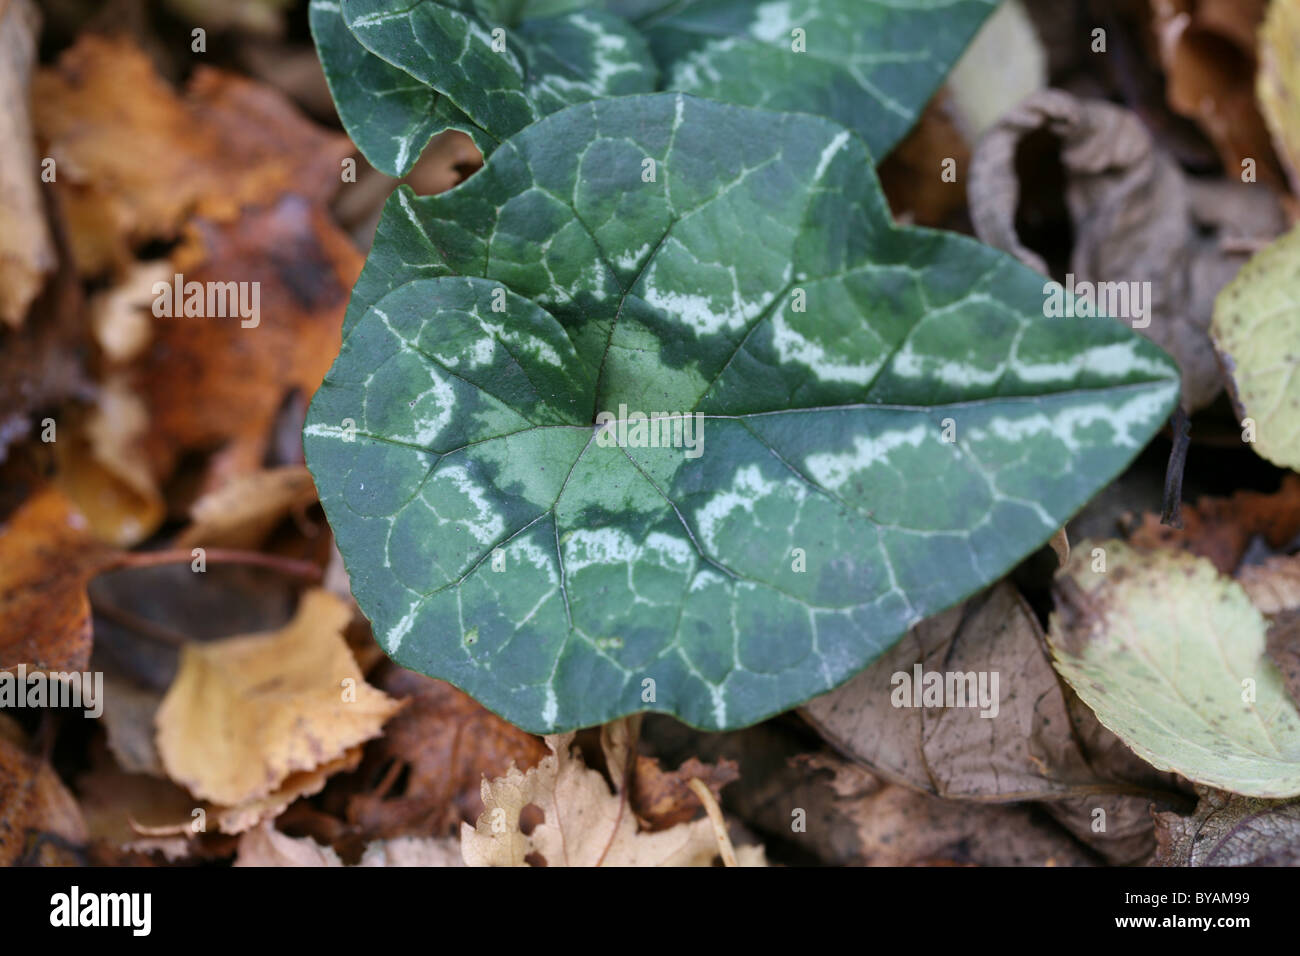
[461,719,742,867]
[1151,0,1283,188]
[174,465,318,551]
[1126,474,1300,573]
[0,0,55,326]
[877,91,971,229]
[803,583,1174,803]
[1212,223,1300,469]
[795,752,1094,866]
[33,34,350,275]
[127,195,361,487]
[154,588,401,806]
[76,760,198,861]
[1049,540,1300,797]
[1153,786,1300,865]
[346,669,548,839]
[234,821,462,867]
[0,486,115,673]
[631,755,740,832]
[212,747,362,835]
[1259,0,1300,195]
[969,88,1282,411]
[0,714,87,865]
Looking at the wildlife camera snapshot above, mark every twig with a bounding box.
[688,778,738,867]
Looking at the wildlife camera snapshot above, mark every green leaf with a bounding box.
[1212,223,1300,470]
[319,0,997,176]
[306,94,1179,733]
[335,0,658,173]
[1050,541,1300,798]
[309,0,495,176]
[612,0,999,159]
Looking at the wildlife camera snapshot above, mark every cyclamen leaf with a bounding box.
[337,0,658,172]
[321,0,996,176]
[613,0,999,160]
[305,94,1179,733]
[309,0,495,176]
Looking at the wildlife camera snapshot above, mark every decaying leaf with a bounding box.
[33,34,351,274]
[631,754,739,832]
[1151,0,1282,188]
[154,589,402,807]
[0,714,88,865]
[461,718,757,867]
[1126,474,1300,573]
[0,486,116,673]
[969,88,1282,411]
[346,669,548,839]
[129,196,361,488]
[0,0,55,327]
[175,465,318,551]
[1154,786,1300,865]
[76,760,199,861]
[1212,223,1300,470]
[234,821,462,867]
[1049,540,1300,797]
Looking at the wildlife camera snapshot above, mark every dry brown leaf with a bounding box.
[462,719,752,867]
[76,761,198,861]
[1153,785,1300,865]
[347,669,548,839]
[631,755,739,831]
[212,747,362,835]
[1152,0,1282,188]
[100,675,166,776]
[89,261,168,364]
[154,589,401,806]
[968,88,1284,411]
[51,376,165,547]
[877,91,970,228]
[127,196,361,487]
[0,714,87,865]
[0,0,54,327]
[0,486,116,673]
[1126,474,1300,573]
[175,465,317,551]
[33,34,350,275]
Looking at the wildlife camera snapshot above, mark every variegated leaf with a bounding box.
[305,94,1179,733]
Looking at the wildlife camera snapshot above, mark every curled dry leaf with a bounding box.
[1151,0,1282,187]
[1154,786,1300,866]
[462,719,759,867]
[154,589,401,807]
[0,486,116,673]
[33,34,351,274]
[0,0,55,327]
[969,88,1282,411]
[1050,540,1300,797]
[631,755,740,832]
[0,715,87,865]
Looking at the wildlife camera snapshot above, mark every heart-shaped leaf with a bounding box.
[305,94,1179,733]
[317,0,997,176]
[310,0,495,175]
